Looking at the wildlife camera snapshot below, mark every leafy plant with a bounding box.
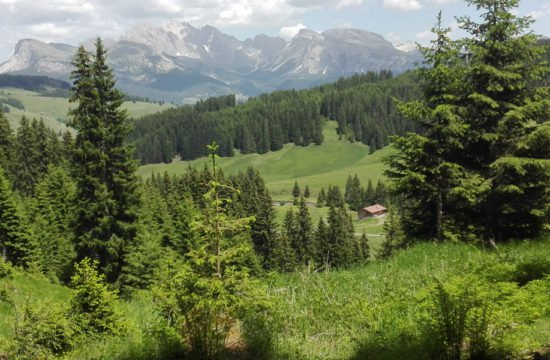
[154,143,270,359]
[0,257,13,279]
[0,288,75,359]
[69,258,125,335]
[422,275,494,360]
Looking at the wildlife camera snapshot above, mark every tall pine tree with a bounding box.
[0,168,27,265]
[457,0,550,240]
[0,111,14,179]
[387,1,550,242]
[69,39,139,281]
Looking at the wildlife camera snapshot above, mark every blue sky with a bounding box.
[0,0,549,61]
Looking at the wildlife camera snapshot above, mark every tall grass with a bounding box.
[268,236,550,359]
[2,236,549,359]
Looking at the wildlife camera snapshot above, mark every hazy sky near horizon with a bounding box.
[0,0,549,61]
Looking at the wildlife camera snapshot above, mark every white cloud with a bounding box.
[528,3,550,20]
[337,0,364,8]
[415,29,434,43]
[385,32,402,44]
[28,23,73,38]
[155,0,183,14]
[383,0,422,11]
[280,23,307,39]
[426,0,456,5]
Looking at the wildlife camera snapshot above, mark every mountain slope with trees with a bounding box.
[130,70,422,163]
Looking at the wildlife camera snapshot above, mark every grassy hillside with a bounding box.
[138,121,390,200]
[268,236,550,359]
[2,236,549,359]
[138,121,390,241]
[0,88,174,131]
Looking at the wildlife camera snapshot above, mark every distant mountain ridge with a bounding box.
[0,21,421,101]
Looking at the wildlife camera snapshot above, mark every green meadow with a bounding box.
[138,121,390,246]
[138,121,390,201]
[0,87,174,131]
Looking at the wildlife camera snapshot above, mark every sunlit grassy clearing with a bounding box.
[138,121,391,201]
[1,87,174,130]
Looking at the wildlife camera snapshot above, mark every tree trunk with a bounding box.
[436,191,443,242]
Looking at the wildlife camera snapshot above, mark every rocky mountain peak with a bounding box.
[0,23,419,99]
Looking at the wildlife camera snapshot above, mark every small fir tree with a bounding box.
[70,258,124,335]
[154,143,268,358]
[304,185,311,198]
[316,187,327,207]
[292,180,300,198]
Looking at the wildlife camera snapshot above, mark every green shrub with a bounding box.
[0,258,13,279]
[423,275,494,360]
[239,290,279,360]
[0,299,75,359]
[70,258,125,335]
[513,257,550,286]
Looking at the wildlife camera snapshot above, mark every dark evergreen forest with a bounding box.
[129,70,422,163]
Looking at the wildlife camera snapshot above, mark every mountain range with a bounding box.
[0,21,420,101]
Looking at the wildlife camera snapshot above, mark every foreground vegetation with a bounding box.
[1,236,549,359]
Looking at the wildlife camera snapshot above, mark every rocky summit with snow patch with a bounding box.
[0,22,420,101]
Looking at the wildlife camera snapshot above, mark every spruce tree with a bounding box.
[304,185,311,199]
[358,232,370,262]
[314,217,328,267]
[385,12,469,241]
[0,111,14,179]
[269,230,296,272]
[296,197,314,265]
[316,187,326,207]
[283,208,299,258]
[326,185,344,208]
[29,166,76,281]
[13,116,39,196]
[363,179,375,206]
[326,206,355,268]
[69,39,139,281]
[346,174,363,211]
[345,175,353,204]
[232,168,277,267]
[292,180,300,199]
[387,0,550,242]
[457,0,550,240]
[0,168,24,264]
[378,207,404,259]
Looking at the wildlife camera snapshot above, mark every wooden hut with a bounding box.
[358,204,387,219]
